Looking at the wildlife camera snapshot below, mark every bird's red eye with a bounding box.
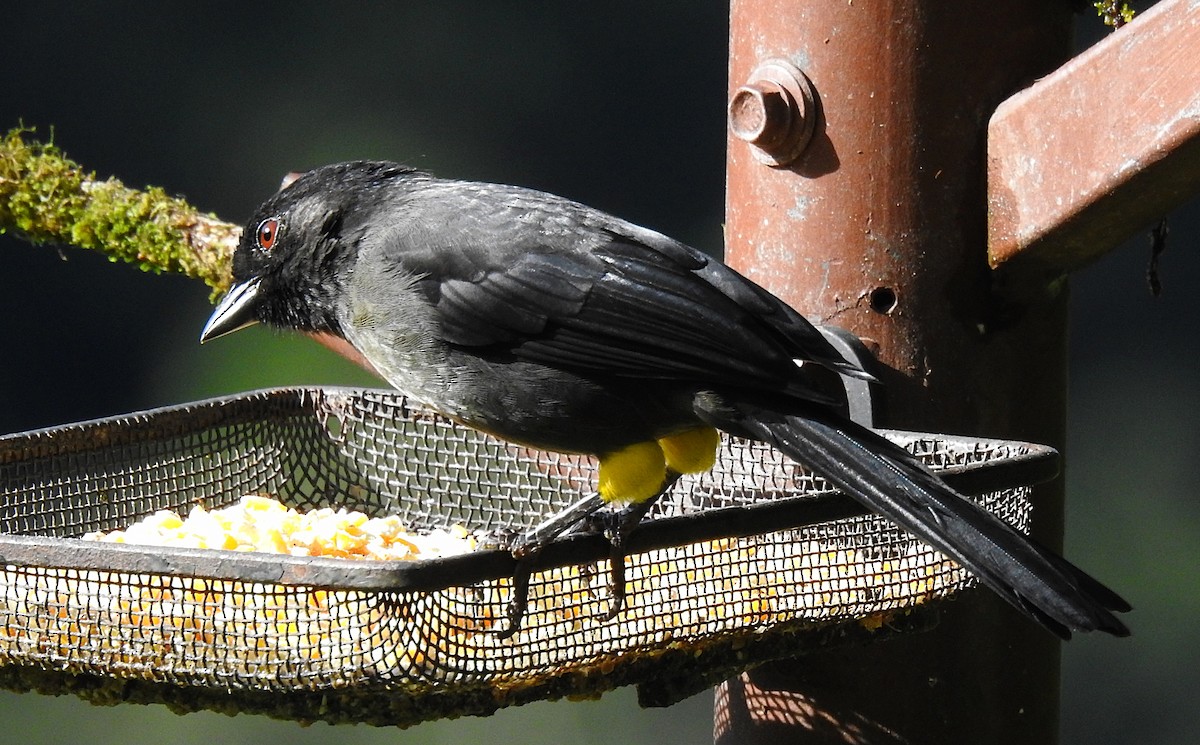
[256,217,281,251]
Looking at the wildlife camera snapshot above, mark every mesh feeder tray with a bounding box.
[0,387,1056,725]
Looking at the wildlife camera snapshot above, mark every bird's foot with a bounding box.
[599,500,657,620]
[495,492,607,638]
[517,492,606,547]
[495,548,535,639]
[496,473,678,634]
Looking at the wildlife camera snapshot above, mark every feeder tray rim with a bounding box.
[0,386,1058,593]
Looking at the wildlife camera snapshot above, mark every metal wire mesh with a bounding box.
[0,387,1052,725]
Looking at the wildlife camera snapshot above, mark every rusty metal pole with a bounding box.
[718,2,1075,744]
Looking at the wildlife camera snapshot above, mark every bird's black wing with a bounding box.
[387,181,852,396]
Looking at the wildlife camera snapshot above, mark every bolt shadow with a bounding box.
[789,87,840,178]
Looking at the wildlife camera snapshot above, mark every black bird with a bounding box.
[201,160,1130,639]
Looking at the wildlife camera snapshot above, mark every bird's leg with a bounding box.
[496,493,606,638]
[599,498,655,620]
[497,471,681,635]
[514,492,607,549]
[602,471,681,620]
[496,552,534,639]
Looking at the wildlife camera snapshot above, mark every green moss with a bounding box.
[1094,1,1136,28]
[0,127,238,294]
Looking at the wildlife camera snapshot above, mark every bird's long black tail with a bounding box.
[695,399,1130,638]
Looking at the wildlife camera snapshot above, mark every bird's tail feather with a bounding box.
[696,400,1130,638]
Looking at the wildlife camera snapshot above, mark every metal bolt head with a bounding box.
[729,82,794,150]
[728,59,817,167]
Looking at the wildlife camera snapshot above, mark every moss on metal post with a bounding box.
[0,128,239,297]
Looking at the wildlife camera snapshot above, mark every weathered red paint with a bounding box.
[721,2,1077,744]
[988,0,1200,274]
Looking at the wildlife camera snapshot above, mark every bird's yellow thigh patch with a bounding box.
[658,427,721,474]
[598,441,666,505]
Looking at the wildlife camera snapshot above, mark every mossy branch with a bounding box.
[0,128,239,297]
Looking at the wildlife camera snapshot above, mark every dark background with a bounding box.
[1,4,1195,743]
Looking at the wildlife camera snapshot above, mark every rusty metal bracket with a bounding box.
[988,0,1200,274]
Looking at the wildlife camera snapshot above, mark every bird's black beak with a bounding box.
[200,278,263,343]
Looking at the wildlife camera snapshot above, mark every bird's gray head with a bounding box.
[200,160,425,342]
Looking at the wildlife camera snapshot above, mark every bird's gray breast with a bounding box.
[335,251,475,417]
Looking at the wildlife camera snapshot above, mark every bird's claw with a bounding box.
[602,528,629,620]
[494,495,602,638]
[496,547,536,639]
[598,500,656,621]
[495,482,670,635]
